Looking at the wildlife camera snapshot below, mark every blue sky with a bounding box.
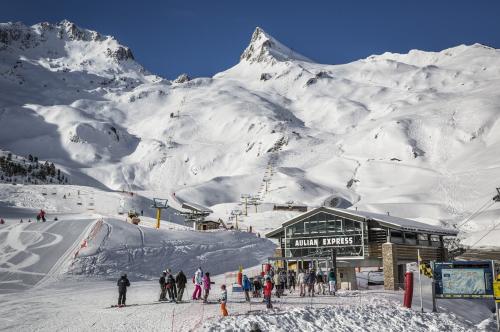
[2,0,500,79]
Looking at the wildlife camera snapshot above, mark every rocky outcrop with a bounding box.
[173,73,191,83]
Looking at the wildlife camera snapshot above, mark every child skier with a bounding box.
[202,272,213,303]
[218,284,229,316]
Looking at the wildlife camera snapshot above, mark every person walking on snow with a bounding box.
[297,269,306,297]
[192,267,203,300]
[288,270,296,293]
[159,271,167,301]
[117,273,130,307]
[202,272,213,303]
[242,275,251,302]
[316,269,325,295]
[175,270,187,303]
[263,277,273,309]
[273,270,281,298]
[328,268,336,296]
[218,284,229,316]
[306,269,317,297]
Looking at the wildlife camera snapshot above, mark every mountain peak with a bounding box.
[240,27,312,64]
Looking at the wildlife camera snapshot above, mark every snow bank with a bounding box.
[68,218,276,279]
[202,297,476,332]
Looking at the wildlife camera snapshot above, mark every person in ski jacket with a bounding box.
[192,267,203,300]
[117,273,130,307]
[288,270,296,293]
[328,268,336,295]
[273,271,281,297]
[316,269,325,295]
[252,276,262,297]
[166,270,177,302]
[175,270,187,302]
[279,270,287,291]
[218,284,229,316]
[263,277,273,309]
[159,271,167,301]
[297,270,306,297]
[306,269,317,297]
[202,272,213,303]
[242,275,251,302]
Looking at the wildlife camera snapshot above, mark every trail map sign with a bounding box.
[434,261,494,299]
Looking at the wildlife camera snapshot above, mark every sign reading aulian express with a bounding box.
[290,236,357,248]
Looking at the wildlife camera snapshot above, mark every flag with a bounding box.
[418,253,433,278]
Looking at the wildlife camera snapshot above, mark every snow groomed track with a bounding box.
[0,218,93,293]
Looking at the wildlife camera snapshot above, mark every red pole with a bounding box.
[403,272,414,308]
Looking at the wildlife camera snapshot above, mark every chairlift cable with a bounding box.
[456,196,496,229]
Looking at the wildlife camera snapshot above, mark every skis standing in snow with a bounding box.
[218,284,229,316]
[192,267,203,300]
[117,273,130,307]
[175,270,187,302]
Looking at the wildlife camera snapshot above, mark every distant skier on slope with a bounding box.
[192,267,203,300]
[117,273,130,307]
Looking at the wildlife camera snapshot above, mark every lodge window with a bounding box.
[430,235,441,247]
[418,234,429,246]
[390,230,404,243]
[405,232,417,245]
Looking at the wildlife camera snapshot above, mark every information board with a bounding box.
[434,261,494,299]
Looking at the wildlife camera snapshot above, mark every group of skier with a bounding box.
[115,266,337,316]
[158,269,187,303]
[115,267,228,316]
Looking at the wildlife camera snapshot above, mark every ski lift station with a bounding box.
[266,206,458,291]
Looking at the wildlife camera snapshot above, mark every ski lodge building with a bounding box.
[265,206,458,290]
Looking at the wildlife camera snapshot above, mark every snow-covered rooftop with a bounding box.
[267,206,458,237]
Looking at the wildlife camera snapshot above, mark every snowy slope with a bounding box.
[1,21,500,247]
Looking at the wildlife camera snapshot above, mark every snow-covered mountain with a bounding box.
[1,20,500,244]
